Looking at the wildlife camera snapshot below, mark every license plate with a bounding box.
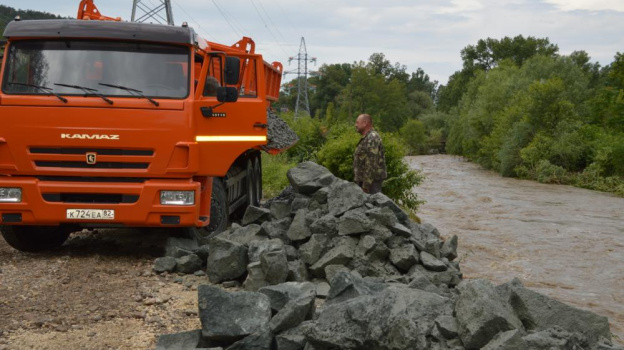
[66,209,115,220]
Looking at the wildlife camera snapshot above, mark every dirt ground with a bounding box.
[0,228,207,350]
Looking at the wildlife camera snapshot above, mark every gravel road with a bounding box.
[0,228,204,350]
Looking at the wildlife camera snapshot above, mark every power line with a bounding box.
[210,0,247,37]
[171,0,219,42]
[250,0,289,56]
[255,0,290,44]
[274,0,302,40]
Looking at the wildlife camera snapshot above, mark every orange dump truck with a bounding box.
[0,2,290,251]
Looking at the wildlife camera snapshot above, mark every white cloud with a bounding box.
[544,0,624,12]
[2,0,624,85]
[436,0,484,14]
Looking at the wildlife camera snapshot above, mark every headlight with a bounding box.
[160,190,194,205]
[0,187,22,203]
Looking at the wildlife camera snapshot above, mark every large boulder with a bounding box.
[326,271,386,305]
[309,238,357,277]
[269,296,315,333]
[175,254,202,274]
[242,206,271,226]
[304,285,453,350]
[498,278,613,348]
[247,239,284,263]
[481,329,526,350]
[309,214,338,237]
[521,326,589,350]
[206,237,248,283]
[155,329,204,350]
[260,249,289,285]
[327,181,367,216]
[227,224,266,245]
[286,209,312,241]
[368,192,409,224]
[153,256,177,273]
[259,282,316,313]
[338,209,373,236]
[164,236,198,258]
[420,251,447,272]
[440,235,458,261]
[286,161,336,195]
[455,279,523,349]
[225,326,272,350]
[365,206,398,227]
[389,244,419,272]
[198,285,271,342]
[299,234,329,265]
[261,217,292,243]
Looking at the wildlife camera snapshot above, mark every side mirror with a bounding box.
[224,56,240,85]
[217,86,238,103]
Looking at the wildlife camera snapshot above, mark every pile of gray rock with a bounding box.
[154,161,460,292]
[154,161,622,350]
[265,110,299,151]
[156,275,621,350]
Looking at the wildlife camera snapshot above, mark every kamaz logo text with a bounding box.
[61,134,120,140]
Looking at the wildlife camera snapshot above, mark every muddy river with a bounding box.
[408,155,624,344]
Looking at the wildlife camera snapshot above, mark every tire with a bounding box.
[253,156,262,204]
[0,225,73,252]
[203,177,229,235]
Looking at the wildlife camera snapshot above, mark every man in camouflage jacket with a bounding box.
[353,114,387,194]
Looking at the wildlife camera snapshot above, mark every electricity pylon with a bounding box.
[287,37,316,118]
[131,0,174,25]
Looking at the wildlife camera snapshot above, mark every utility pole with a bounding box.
[131,0,174,25]
[286,37,316,118]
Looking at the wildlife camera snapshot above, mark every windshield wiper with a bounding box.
[98,83,159,107]
[8,82,68,103]
[54,83,113,105]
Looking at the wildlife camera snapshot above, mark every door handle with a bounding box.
[254,123,268,128]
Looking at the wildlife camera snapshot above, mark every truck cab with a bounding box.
[0,18,284,251]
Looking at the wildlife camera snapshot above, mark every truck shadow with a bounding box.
[50,227,183,258]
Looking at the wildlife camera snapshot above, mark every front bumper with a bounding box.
[0,177,201,227]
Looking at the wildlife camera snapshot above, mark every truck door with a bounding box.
[194,54,267,176]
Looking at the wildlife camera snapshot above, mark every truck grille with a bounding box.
[34,161,149,169]
[30,147,153,170]
[42,193,139,204]
[30,148,153,156]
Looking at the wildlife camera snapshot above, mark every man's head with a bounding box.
[355,114,373,135]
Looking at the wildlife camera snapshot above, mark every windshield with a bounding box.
[2,40,190,99]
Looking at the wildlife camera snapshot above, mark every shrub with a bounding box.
[316,128,424,211]
[281,113,325,163]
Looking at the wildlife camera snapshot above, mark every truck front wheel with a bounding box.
[205,177,229,234]
[0,225,73,252]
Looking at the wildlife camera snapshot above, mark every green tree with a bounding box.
[438,35,559,113]
[336,63,410,132]
[309,63,352,118]
[399,119,427,155]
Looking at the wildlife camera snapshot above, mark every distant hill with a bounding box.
[1,5,66,37]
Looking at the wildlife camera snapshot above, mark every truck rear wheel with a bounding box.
[253,156,262,204]
[0,225,73,252]
[246,159,257,207]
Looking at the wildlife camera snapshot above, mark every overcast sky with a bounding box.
[2,0,623,84]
